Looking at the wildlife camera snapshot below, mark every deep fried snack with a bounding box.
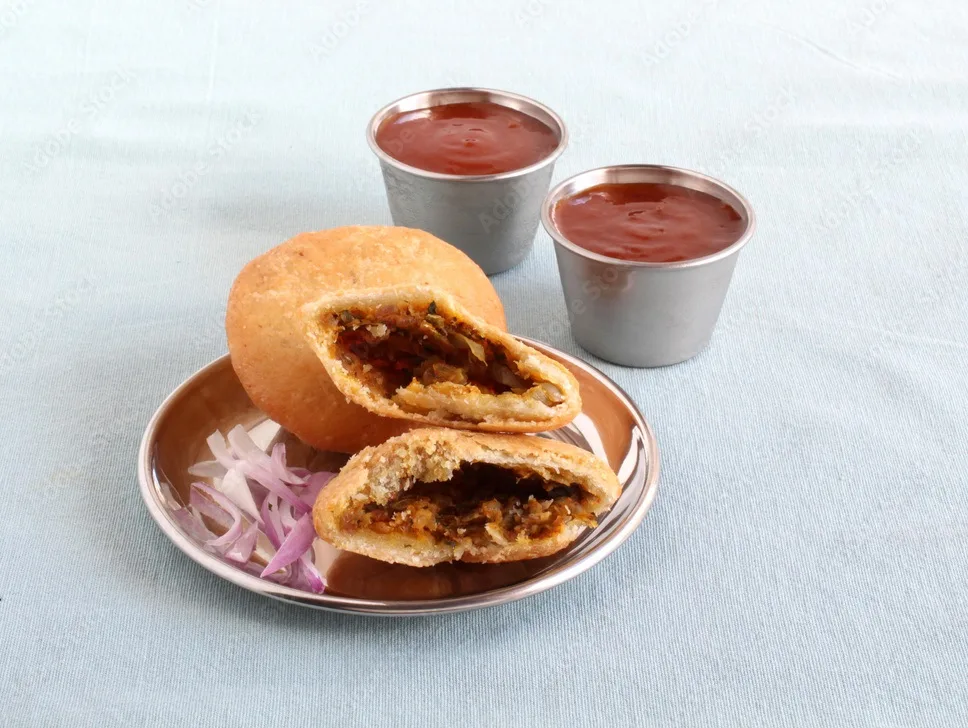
[226,226,506,453]
[302,285,581,432]
[313,428,621,567]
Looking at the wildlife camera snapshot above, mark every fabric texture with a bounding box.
[1,1,966,725]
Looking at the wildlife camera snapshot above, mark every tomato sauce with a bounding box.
[376,101,559,176]
[553,183,745,263]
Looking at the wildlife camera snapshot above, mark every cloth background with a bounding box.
[1,1,966,725]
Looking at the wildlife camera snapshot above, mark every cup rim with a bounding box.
[366,87,569,183]
[541,164,757,270]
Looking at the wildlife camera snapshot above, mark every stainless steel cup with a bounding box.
[541,165,755,367]
[367,88,567,275]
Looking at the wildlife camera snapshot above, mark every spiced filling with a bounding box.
[341,463,597,547]
[332,302,566,408]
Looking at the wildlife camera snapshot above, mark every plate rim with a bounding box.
[137,337,660,616]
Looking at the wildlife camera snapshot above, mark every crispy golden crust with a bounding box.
[301,285,581,432]
[313,428,622,567]
[225,227,506,453]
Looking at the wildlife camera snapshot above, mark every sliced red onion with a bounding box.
[208,519,243,551]
[240,460,310,516]
[300,471,335,505]
[294,549,326,594]
[192,483,244,551]
[190,486,235,531]
[227,424,271,466]
[242,560,292,584]
[187,459,227,478]
[206,431,236,470]
[247,483,270,511]
[270,443,307,485]
[218,465,261,522]
[171,507,215,543]
[183,428,335,595]
[261,512,316,578]
[224,520,259,564]
[260,495,284,550]
[279,504,299,534]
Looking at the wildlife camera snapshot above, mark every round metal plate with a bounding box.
[137,338,659,615]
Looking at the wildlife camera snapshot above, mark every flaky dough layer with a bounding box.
[301,285,581,432]
[313,428,622,567]
[225,226,506,453]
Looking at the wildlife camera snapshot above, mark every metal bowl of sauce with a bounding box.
[541,165,756,367]
[367,88,568,275]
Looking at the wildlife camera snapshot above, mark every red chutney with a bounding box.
[375,101,559,176]
[553,183,745,263]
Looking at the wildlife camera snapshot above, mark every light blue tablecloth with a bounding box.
[2,1,966,725]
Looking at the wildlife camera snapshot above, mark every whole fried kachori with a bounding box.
[226,226,506,453]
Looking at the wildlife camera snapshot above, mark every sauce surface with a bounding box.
[553,182,745,263]
[376,101,559,176]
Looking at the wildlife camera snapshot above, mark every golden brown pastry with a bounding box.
[301,285,581,432]
[313,428,622,567]
[225,226,506,453]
